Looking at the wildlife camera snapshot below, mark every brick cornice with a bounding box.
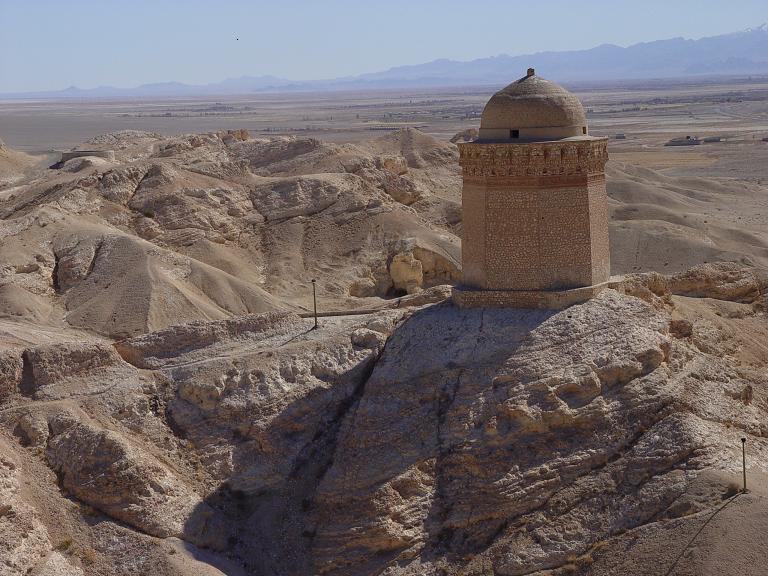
[458,139,608,179]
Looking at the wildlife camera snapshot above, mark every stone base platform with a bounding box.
[452,279,621,310]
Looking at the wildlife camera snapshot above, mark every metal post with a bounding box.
[311,279,318,329]
[741,437,747,492]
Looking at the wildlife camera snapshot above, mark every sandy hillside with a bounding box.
[2,129,768,575]
[0,137,36,187]
[0,129,461,340]
[2,128,768,343]
[0,263,767,575]
[608,162,768,273]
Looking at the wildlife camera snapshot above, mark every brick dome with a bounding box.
[478,69,588,142]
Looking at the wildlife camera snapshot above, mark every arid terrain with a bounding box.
[1,77,768,575]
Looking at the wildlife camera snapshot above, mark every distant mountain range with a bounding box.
[20,75,292,99]
[4,25,768,99]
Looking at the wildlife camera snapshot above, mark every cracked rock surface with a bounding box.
[1,269,768,575]
[2,131,768,576]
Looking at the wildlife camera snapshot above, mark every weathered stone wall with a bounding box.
[60,150,115,163]
[458,138,609,292]
[460,182,487,287]
[452,281,613,309]
[588,173,611,283]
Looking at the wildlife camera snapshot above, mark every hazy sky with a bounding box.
[1,0,766,92]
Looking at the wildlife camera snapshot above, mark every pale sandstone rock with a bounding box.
[160,317,390,494]
[0,444,57,576]
[350,328,386,350]
[45,413,226,548]
[133,215,163,239]
[186,159,251,181]
[387,239,460,295]
[349,276,377,297]
[15,412,49,446]
[61,156,110,173]
[0,349,22,401]
[22,341,122,392]
[4,125,768,576]
[309,291,734,575]
[53,235,102,292]
[390,252,423,294]
[14,262,39,274]
[105,310,403,574]
[219,129,250,144]
[88,130,162,148]
[667,262,768,302]
[618,271,670,308]
[0,128,461,335]
[50,231,284,339]
[138,163,179,189]
[412,245,461,286]
[358,167,422,205]
[37,552,85,576]
[365,316,397,333]
[376,155,409,176]
[349,262,408,298]
[669,318,694,338]
[114,311,299,369]
[250,174,367,222]
[450,127,480,143]
[0,283,55,323]
[385,284,452,308]
[380,173,422,205]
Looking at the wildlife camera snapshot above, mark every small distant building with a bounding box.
[453,68,610,309]
[665,136,701,147]
[615,133,627,140]
[59,149,115,162]
[51,149,115,169]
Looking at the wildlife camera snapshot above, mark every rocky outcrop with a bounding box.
[21,341,124,396]
[351,239,460,298]
[0,349,22,401]
[0,452,50,575]
[390,251,423,294]
[99,165,147,204]
[667,262,768,302]
[348,265,392,298]
[450,128,479,143]
[621,263,768,308]
[0,264,767,575]
[45,413,226,548]
[219,129,250,144]
[308,289,761,575]
[0,439,83,576]
[53,235,102,292]
[114,311,300,369]
[88,130,162,148]
[108,309,404,574]
[5,123,768,576]
[250,173,368,222]
[388,242,461,295]
[0,128,464,331]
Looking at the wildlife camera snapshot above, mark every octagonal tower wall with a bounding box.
[458,137,610,292]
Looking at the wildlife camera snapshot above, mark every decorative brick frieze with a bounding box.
[458,139,608,180]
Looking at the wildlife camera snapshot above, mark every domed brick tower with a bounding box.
[453,68,611,308]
